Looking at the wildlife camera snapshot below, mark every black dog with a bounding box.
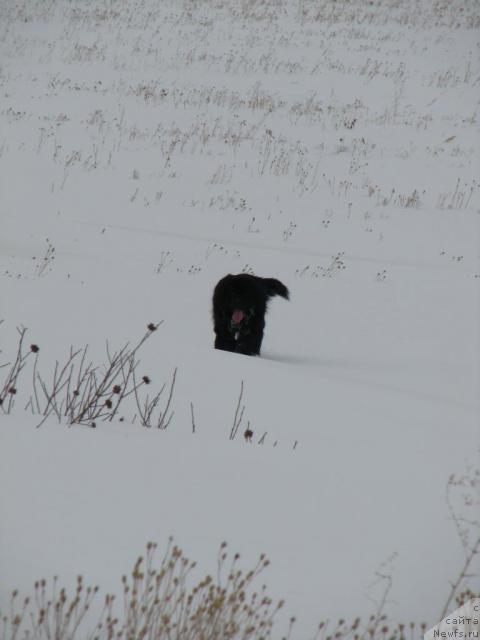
[212,274,289,356]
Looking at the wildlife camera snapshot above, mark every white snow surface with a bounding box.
[1,0,479,634]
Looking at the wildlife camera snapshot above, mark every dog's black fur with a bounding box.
[212,274,289,356]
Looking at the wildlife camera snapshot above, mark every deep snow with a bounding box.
[1,0,479,634]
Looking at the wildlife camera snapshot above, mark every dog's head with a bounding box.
[229,307,254,340]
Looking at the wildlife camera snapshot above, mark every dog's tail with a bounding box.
[263,278,289,300]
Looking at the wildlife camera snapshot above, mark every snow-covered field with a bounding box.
[1,0,479,635]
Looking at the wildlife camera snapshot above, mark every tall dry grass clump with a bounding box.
[1,540,290,640]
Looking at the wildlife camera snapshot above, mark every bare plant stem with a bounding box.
[157,367,177,429]
[190,402,196,433]
[0,326,35,414]
[440,535,480,619]
[230,380,245,440]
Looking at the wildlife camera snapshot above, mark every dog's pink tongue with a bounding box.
[232,309,245,324]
